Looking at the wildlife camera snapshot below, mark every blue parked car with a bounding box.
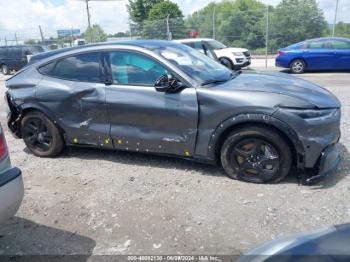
[276,37,350,73]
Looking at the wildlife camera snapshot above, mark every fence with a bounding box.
[1,7,349,59]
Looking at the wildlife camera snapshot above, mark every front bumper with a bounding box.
[0,167,24,225]
[305,144,341,184]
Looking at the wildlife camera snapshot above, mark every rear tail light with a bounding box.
[0,129,8,161]
[278,51,284,56]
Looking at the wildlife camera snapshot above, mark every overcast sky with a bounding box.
[0,0,348,40]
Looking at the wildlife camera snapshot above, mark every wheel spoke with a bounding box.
[237,162,252,176]
[252,140,262,156]
[233,147,251,158]
[260,156,279,166]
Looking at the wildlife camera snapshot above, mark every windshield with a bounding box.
[26,46,46,55]
[206,40,227,49]
[154,44,233,85]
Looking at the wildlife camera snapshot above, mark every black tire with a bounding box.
[21,111,64,157]
[219,57,234,70]
[220,126,292,183]
[1,64,10,75]
[290,59,306,74]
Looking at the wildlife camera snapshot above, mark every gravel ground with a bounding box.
[0,70,349,257]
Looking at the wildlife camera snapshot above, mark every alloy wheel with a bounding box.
[292,61,304,73]
[22,117,53,152]
[230,138,280,183]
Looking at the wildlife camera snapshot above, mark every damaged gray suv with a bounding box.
[5,40,341,184]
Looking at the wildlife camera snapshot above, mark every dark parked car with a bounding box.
[276,37,350,73]
[0,45,45,75]
[0,124,23,224]
[6,40,341,184]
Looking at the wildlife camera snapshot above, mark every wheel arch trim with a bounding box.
[208,113,305,169]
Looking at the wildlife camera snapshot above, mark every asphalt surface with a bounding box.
[0,67,349,257]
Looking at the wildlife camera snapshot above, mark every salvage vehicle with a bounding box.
[175,38,251,70]
[0,124,23,224]
[6,40,341,184]
[276,37,350,74]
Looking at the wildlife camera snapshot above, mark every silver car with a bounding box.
[0,124,23,224]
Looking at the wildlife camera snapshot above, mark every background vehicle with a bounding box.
[0,124,23,224]
[0,45,45,75]
[6,40,340,184]
[276,37,350,74]
[175,38,251,70]
[238,224,350,261]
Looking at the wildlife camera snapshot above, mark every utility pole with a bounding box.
[166,14,172,40]
[75,0,125,43]
[265,6,269,68]
[332,0,339,37]
[212,7,216,39]
[85,0,93,42]
[39,25,45,43]
[15,33,18,45]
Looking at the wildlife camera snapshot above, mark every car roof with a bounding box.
[306,37,350,42]
[174,38,214,43]
[29,40,181,63]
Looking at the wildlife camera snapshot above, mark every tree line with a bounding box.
[84,0,349,53]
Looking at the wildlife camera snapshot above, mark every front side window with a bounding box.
[45,52,102,82]
[330,40,350,50]
[109,51,168,86]
[154,44,232,85]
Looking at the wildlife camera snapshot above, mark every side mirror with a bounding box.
[154,75,171,92]
[154,74,185,93]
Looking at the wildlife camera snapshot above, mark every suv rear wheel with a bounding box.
[1,64,9,75]
[220,126,292,183]
[21,111,64,157]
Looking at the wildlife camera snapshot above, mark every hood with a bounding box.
[214,71,341,109]
[215,47,248,54]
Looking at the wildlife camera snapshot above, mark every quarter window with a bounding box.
[43,52,102,82]
[109,51,167,86]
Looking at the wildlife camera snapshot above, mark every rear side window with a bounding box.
[307,40,330,49]
[40,52,102,82]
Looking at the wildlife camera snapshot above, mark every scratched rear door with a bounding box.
[104,50,198,157]
[35,51,112,148]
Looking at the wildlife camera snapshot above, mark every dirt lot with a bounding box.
[0,69,350,257]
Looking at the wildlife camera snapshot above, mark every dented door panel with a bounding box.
[105,85,198,156]
[36,77,112,148]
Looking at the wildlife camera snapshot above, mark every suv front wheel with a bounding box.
[220,126,292,183]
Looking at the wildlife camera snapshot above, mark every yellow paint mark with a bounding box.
[73,138,78,144]
[185,150,190,156]
[117,139,123,145]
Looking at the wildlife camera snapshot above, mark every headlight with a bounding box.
[232,52,244,56]
[281,108,338,120]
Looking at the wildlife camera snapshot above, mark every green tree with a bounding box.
[269,0,327,51]
[127,0,164,34]
[185,0,267,48]
[143,0,186,39]
[84,24,107,43]
[334,22,350,38]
